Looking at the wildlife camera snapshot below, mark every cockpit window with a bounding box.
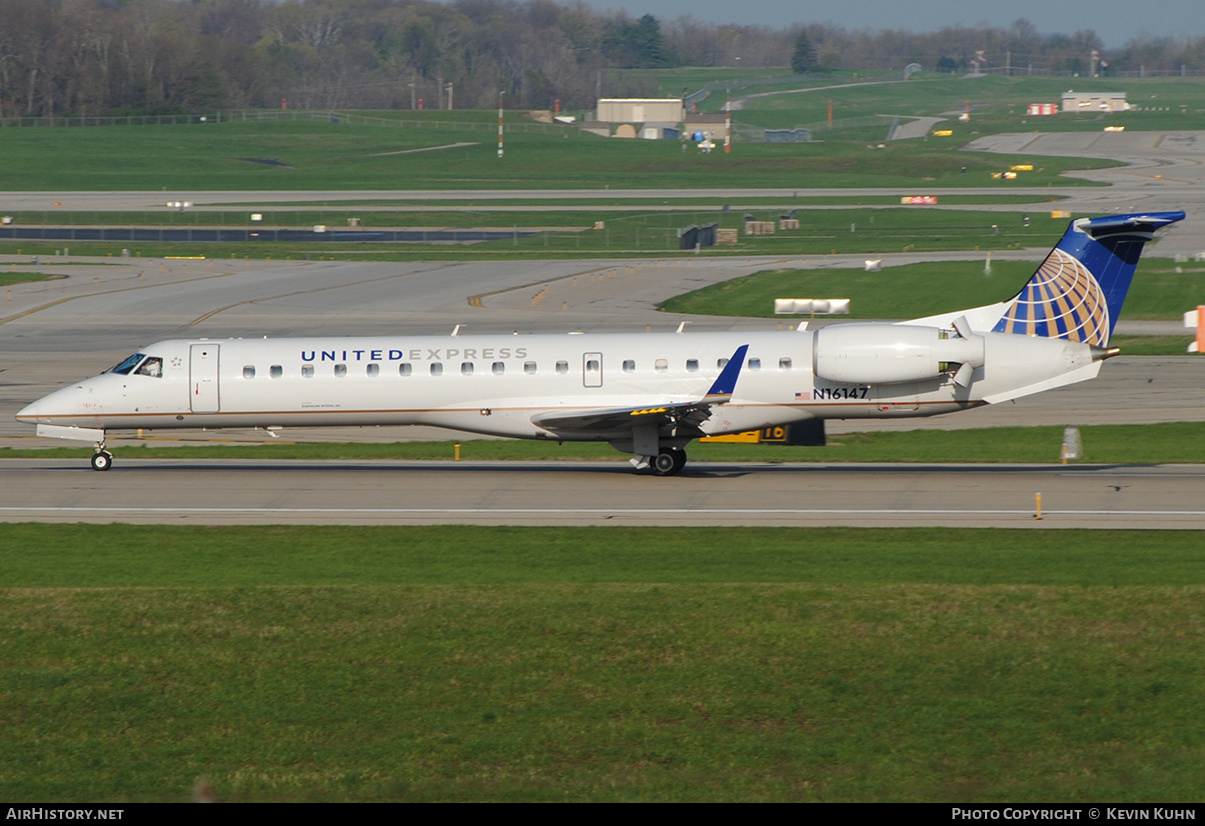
[135,357,163,378]
[108,353,147,375]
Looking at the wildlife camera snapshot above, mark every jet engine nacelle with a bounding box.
[813,324,984,385]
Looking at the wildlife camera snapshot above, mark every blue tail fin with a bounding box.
[991,211,1184,346]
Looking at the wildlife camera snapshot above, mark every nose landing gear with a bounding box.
[91,437,113,471]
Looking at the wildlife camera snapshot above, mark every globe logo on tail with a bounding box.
[994,249,1110,346]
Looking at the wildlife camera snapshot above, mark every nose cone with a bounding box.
[16,392,59,423]
[16,398,42,422]
[16,383,89,424]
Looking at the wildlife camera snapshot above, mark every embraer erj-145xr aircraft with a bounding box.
[18,211,1184,475]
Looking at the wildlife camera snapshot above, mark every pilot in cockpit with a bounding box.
[136,357,163,377]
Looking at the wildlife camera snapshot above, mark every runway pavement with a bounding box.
[2,458,1204,529]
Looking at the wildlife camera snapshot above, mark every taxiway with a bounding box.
[2,459,1203,528]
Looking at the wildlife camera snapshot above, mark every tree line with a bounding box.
[1,0,1202,120]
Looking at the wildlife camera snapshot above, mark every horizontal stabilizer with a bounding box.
[1076,212,1185,238]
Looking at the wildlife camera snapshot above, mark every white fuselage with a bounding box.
[17,327,1102,441]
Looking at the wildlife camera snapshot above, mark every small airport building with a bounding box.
[592,98,685,138]
[596,98,685,124]
[681,113,728,138]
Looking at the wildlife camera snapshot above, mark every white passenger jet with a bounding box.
[17,211,1184,475]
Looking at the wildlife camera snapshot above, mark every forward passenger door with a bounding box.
[190,344,220,413]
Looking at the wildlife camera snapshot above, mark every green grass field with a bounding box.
[1108,336,1197,356]
[0,272,54,287]
[3,74,1201,195]
[0,115,1114,192]
[660,257,1205,322]
[3,524,1205,801]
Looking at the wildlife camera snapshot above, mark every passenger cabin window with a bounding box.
[270,365,283,379]
[655,359,668,373]
[748,358,761,370]
[399,363,412,376]
[135,357,163,378]
[242,365,255,379]
[109,353,147,375]
[717,358,729,369]
[334,364,347,377]
[492,362,505,375]
[302,365,314,378]
[556,360,569,375]
[524,361,537,375]
[430,363,443,376]
[623,359,636,373]
[686,359,699,372]
[367,363,380,377]
[585,359,600,374]
[779,357,792,370]
[461,362,474,376]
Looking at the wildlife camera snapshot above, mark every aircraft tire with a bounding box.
[651,448,685,477]
[90,451,113,472]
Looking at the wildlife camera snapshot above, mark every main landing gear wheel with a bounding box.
[651,448,687,477]
[90,451,113,471]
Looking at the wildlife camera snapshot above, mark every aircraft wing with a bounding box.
[533,399,712,435]
[532,344,748,436]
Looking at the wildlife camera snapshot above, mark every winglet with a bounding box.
[703,344,748,402]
